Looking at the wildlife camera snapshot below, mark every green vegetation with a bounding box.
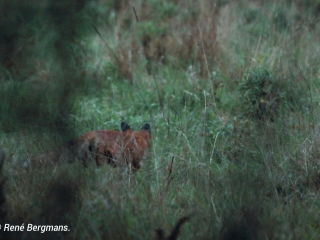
[1,0,320,239]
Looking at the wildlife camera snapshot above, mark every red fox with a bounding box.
[28,122,151,172]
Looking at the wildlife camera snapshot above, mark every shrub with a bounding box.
[239,68,286,121]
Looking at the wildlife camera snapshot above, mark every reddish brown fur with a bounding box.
[29,122,151,173]
[75,123,151,172]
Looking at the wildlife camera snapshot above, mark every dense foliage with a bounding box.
[0,0,320,239]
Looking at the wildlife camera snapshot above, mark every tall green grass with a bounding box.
[1,0,320,239]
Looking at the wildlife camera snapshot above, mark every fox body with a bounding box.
[30,122,151,172]
[74,122,151,172]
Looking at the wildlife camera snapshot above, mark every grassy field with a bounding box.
[1,0,320,239]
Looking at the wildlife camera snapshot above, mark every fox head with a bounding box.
[112,122,151,172]
[121,122,151,171]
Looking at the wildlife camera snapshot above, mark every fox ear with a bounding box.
[121,122,131,132]
[141,123,151,133]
